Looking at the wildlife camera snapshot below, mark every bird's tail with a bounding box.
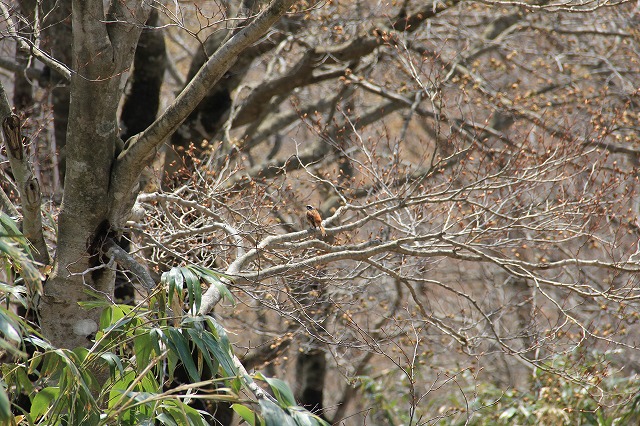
[320,224,326,237]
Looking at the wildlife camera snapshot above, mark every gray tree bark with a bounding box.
[39,0,152,348]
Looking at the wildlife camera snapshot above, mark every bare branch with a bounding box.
[0,2,71,80]
[110,0,298,210]
[103,238,156,291]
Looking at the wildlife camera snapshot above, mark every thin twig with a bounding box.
[0,3,71,80]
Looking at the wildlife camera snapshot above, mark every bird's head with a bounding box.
[306,205,314,210]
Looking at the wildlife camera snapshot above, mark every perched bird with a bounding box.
[305,205,326,236]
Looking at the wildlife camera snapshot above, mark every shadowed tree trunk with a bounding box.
[11,2,38,114]
[296,348,327,418]
[115,8,166,303]
[40,0,73,184]
[120,9,166,141]
[13,48,33,115]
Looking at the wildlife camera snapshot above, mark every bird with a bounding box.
[305,205,326,237]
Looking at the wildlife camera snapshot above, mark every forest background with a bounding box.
[0,0,640,424]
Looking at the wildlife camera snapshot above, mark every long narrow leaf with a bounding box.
[185,328,218,376]
[202,275,235,306]
[180,266,201,312]
[290,408,330,426]
[163,328,200,382]
[231,403,262,426]
[0,310,22,342]
[0,386,10,424]
[101,352,125,377]
[259,399,297,426]
[196,325,237,378]
[189,265,234,306]
[255,373,296,408]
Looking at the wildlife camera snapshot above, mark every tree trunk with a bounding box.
[120,9,166,141]
[115,8,166,303]
[40,0,73,184]
[40,75,121,347]
[39,0,150,349]
[296,349,327,418]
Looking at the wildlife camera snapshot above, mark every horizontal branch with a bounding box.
[0,58,46,83]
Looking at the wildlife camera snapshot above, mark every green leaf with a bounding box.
[0,222,42,290]
[180,267,202,313]
[0,212,22,236]
[11,366,34,395]
[157,412,179,426]
[108,370,135,410]
[163,328,200,382]
[158,400,208,426]
[30,387,60,419]
[183,404,208,426]
[0,310,21,341]
[0,282,28,306]
[196,322,237,378]
[208,319,232,355]
[132,415,155,426]
[134,333,153,373]
[72,346,90,363]
[108,371,158,419]
[188,265,233,281]
[168,267,184,305]
[101,352,125,377]
[202,275,235,306]
[182,268,195,312]
[0,386,10,424]
[0,338,26,358]
[139,373,161,395]
[290,408,330,426]
[189,265,235,306]
[255,373,297,408]
[185,328,218,376]
[24,335,54,351]
[100,304,135,331]
[290,410,315,426]
[148,328,163,356]
[100,305,115,330]
[124,391,156,405]
[259,399,296,426]
[232,403,261,426]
